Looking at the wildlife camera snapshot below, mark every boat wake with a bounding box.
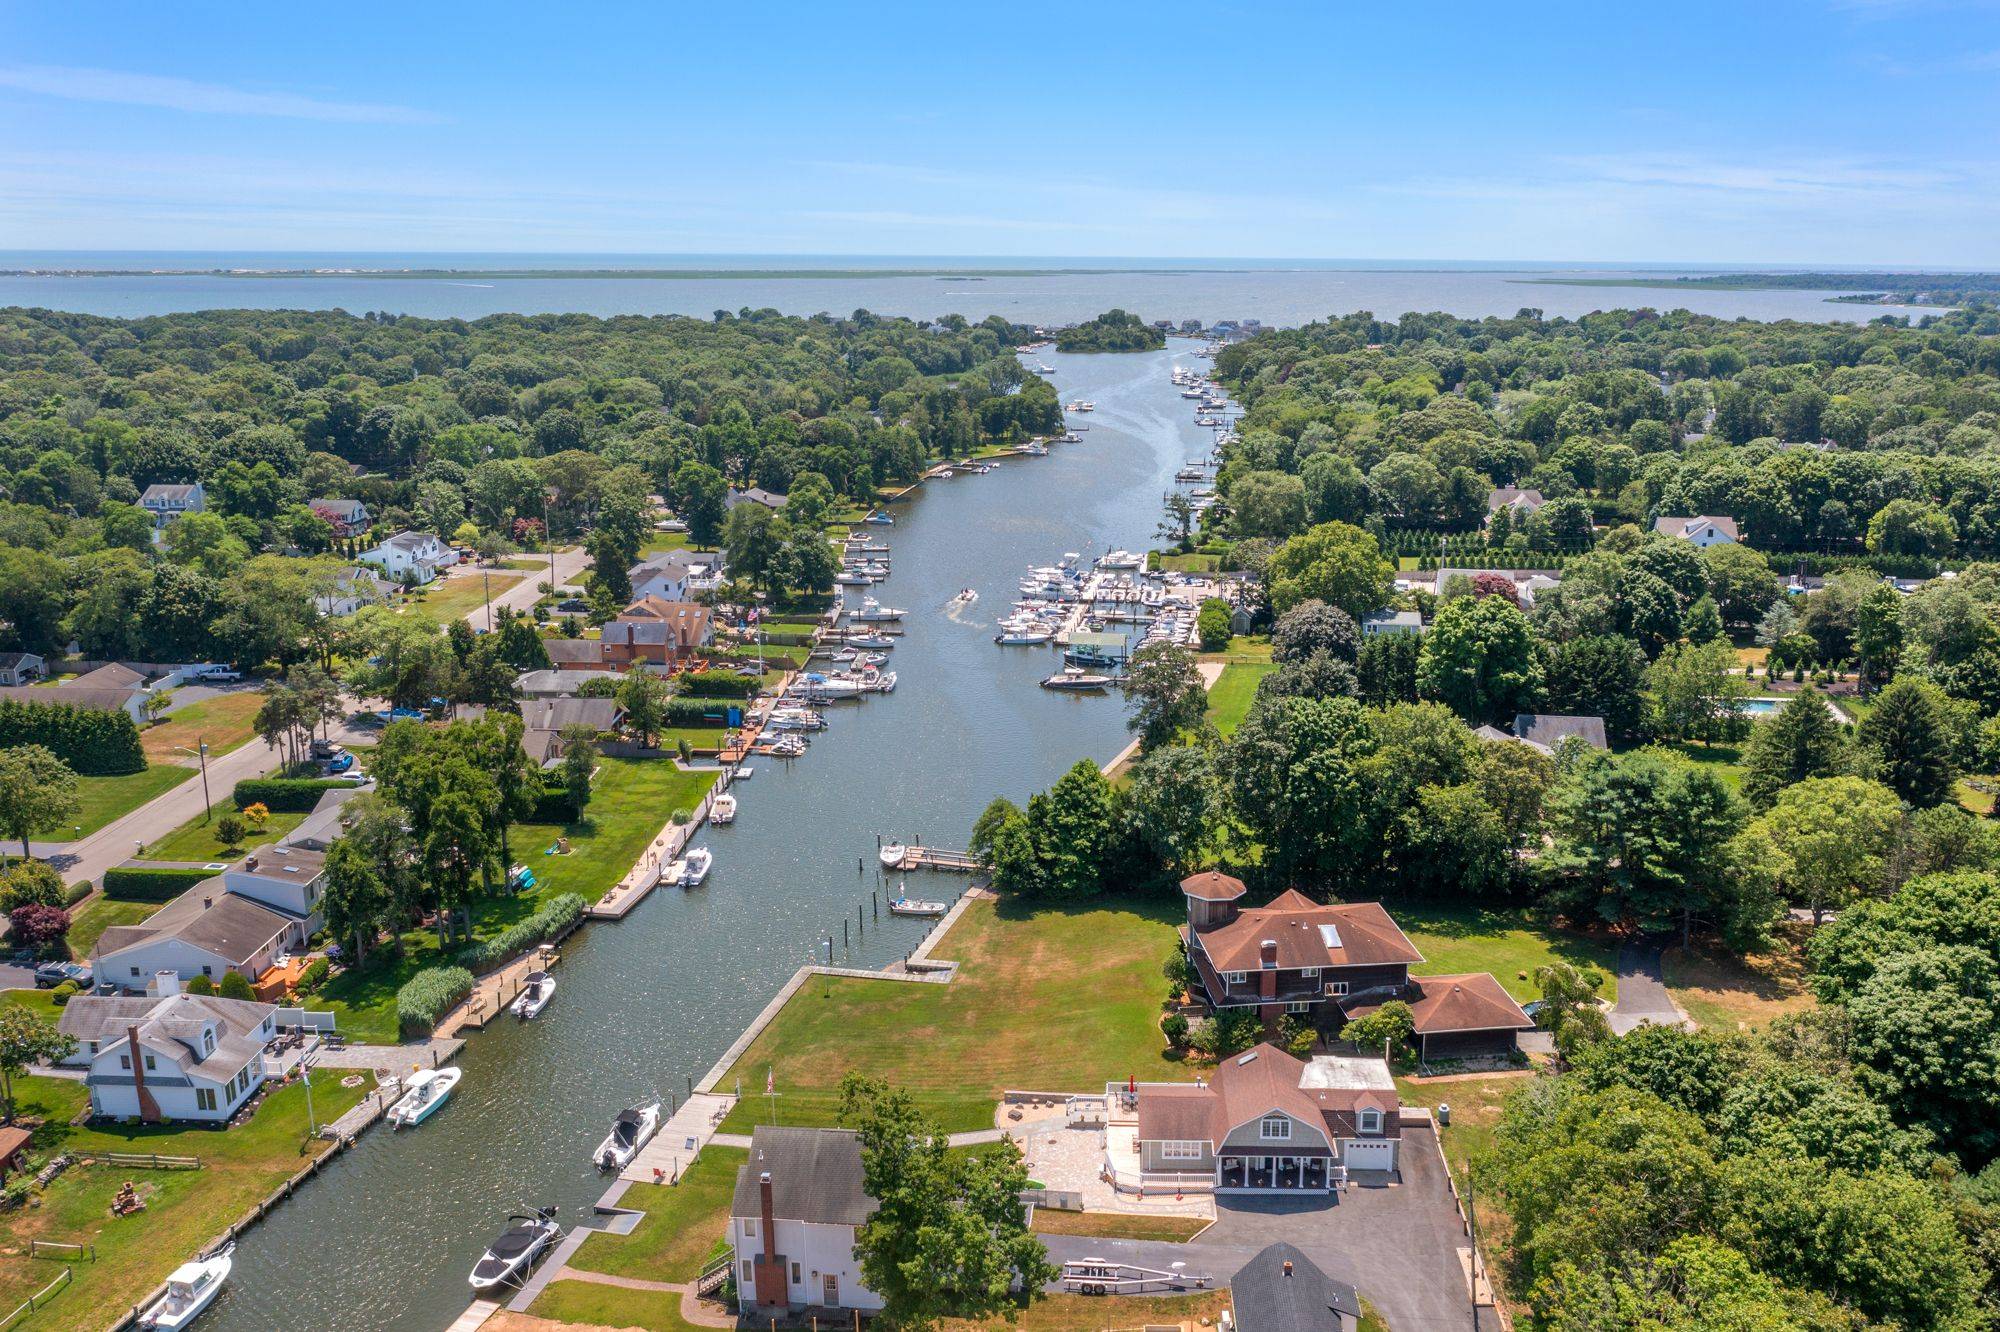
[944,589,981,624]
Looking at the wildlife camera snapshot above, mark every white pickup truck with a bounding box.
[187,664,243,683]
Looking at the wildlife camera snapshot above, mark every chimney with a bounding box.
[1283,1260,1293,1277]
[245,855,259,871]
[1259,939,1278,968]
[202,895,213,909]
[126,1025,161,1123]
[148,971,181,998]
[759,1171,777,1261]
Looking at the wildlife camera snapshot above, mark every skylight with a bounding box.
[1318,923,1342,949]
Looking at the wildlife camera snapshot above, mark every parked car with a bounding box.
[310,739,344,759]
[555,598,589,613]
[188,664,243,683]
[35,961,90,988]
[323,753,355,774]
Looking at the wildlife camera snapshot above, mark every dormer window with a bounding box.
[204,1031,214,1055]
[1357,1109,1383,1134]
[1259,1116,1291,1141]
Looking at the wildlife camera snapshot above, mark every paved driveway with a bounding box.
[1611,938,1693,1034]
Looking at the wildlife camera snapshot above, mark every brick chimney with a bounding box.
[1258,939,1280,1035]
[126,1026,161,1123]
[1283,1259,1294,1277]
[751,1169,789,1308]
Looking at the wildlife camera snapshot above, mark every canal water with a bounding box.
[200,343,1216,1332]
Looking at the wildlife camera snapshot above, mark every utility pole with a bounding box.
[176,740,212,823]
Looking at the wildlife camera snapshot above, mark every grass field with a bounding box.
[143,692,266,759]
[69,765,196,837]
[528,1280,707,1332]
[405,572,523,624]
[0,1073,365,1332]
[141,808,307,862]
[1155,551,1221,573]
[67,898,162,960]
[1,988,62,1019]
[1391,903,1620,1003]
[1663,940,1814,1032]
[1030,1209,1209,1241]
[1203,662,1275,737]
[316,759,718,1042]
[567,1147,745,1282]
[719,896,1186,1134]
[1656,740,1747,792]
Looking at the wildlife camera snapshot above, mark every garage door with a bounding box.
[1343,1141,1397,1171]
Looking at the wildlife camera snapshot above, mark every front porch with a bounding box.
[1216,1152,1335,1194]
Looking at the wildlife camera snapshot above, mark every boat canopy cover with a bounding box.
[614,1110,642,1145]
[486,1222,546,1260]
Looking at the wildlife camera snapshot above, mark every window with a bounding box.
[203,1032,214,1055]
[1222,971,1247,984]
[743,1219,757,1238]
[1324,981,1349,997]
[201,966,213,978]
[1357,1109,1383,1134]
[144,1054,155,1071]
[791,1262,800,1283]
[1286,1000,1312,1014]
[1259,1116,1292,1141]
[1301,967,1319,979]
[129,966,139,977]
[84,1041,96,1055]
[196,1088,216,1111]
[1162,1140,1206,1161]
[119,1055,130,1070]
[742,1261,753,1284]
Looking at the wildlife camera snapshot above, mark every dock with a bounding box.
[885,845,980,872]
[620,1090,738,1184]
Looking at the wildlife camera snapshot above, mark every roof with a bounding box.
[1298,1055,1397,1094]
[311,498,368,516]
[1512,713,1607,752]
[59,991,272,1081]
[234,844,326,883]
[1181,870,1246,902]
[140,483,201,504]
[514,668,614,696]
[629,555,694,581]
[726,486,788,510]
[731,1126,876,1227]
[0,653,41,669]
[1195,894,1424,973]
[93,887,293,968]
[0,685,141,714]
[1653,514,1740,541]
[1231,1243,1362,1331]
[71,663,147,690]
[522,698,622,734]
[284,787,364,850]
[375,530,444,552]
[1485,486,1544,512]
[0,1125,30,1160]
[541,638,608,666]
[1350,973,1534,1035]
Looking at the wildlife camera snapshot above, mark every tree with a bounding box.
[213,811,247,850]
[1122,745,1218,879]
[968,796,1039,896]
[1533,961,1611,1063]
[1121,641,1208,753]
[1747,776,1903,926]
[218,970,256,1000]
[1681,594,1725,645]
[559,728,598,814]
[0,861,65,914]
[1540,634,1647,740]
[0,745,79,859]
[1024,760,1118,899]
[1416,594,1540,723]
[1195,599,1233,651]
[1264,521,1392,619]
[1866,498,1956,558]
[1645,639,1749,745]
[722,503,782,592]
[1155,491,1197,550]
[320,793,418,964]
[1700,542,1777,628]
[0,1004,72,1121]
[616,670,671,749]
[673,461,728,550]
[1356,630,1421,705]
[8,903,68,953]
[1228,470,1306,538]
[1739,687,1849,808]
[1857,678,1956,808]
[1341,1001,1414,1062]
[1395,782,1511,898]
[1842,944,2000,1162]
[1271,599,1360,665]
[1852,584,1903,691]
[1222,695,1377,888]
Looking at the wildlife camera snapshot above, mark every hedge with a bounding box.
[62,881,90,907]
[104,866,212,902]
[453,893,584,973]
[757,630,816,648]
[232,777,346,812]
[663,698,735,727]
[678,671,760,699]
[528,782,580,823]
[397,965,475,1036]
[0,699,144,775]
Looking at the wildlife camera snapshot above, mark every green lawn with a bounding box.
[141,808,307,862]
[1031,1209,1209,1241]
[1155,551,1221,573]
[68,765,197,838]
[0,1073,366,1332]
[1203,662,1275,737]
[530,1280,706,1332]
[719,896,1186,1135]
[655,727,726,752]
[316,759,718,1042]
[568,1146,745,1282]
[1391,903,1620,1003]
[143,692,266,759]
[1655,741,1747,792]
[2,988,63,1019]
[404,572,523,625]
[67,899,163,961]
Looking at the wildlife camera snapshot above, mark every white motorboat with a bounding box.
[595,1101,662,1172]
[935,468,955,478]
[834,571,873,587]
[141,1244,233,1329]
[511,970,556,1020]
[680,847,713,887]
[1099,550,1144,570]
[468,1208,562,1292]
[1015,442,1049,456]
[1043,667,1114,691]
[889,895,949,917]
[845,632,894,649]
[947,588,979,609]
[711,793,738,824]
[995,625,1054,646]
[868,670,897,693]
[387,1067,463,1128]
[849,599,906,622]
[768,735,807,758]
[879,842,909,869]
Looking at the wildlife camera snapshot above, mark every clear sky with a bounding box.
[2,0,1998,264]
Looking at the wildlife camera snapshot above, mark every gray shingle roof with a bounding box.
[93,887,293,967]
[731,1126,876,1227]
[1231,1243,1361,1331]
[1513,713,1608,751]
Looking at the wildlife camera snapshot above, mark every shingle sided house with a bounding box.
[1180,873,1533,1061]
[309,497,371,537]
[1653,514,1739,547]
[139,482,205,526]
[92,846,327,991]
[731,1125,881,1316]
[602,596,714,667]
[360,530,458,584]
[56,974,277,1123]
[1483,486,1544,526]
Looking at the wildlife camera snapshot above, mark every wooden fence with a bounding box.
[101,1152,199,1170]
[0,1267,72,1329]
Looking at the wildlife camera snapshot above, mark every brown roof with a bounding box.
[1136,1084,1214,1143]
[1209,1044,1331,1146]
[542,638,607,666]
[1349,973,1534,1035]
[1194,895,1424,974]
[0,1125,30,1160]
[1181,870,1246,902]
[1136,1043,1396,1148]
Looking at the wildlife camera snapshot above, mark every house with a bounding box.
[1180,876,1532,1059]
[1432,567,1563,607]
[0,653,45,685]
[730,1125,881,1316]
[726,486,788,512]
[601,597,714,668]
[1511,713,1608,753]
[628,553,724,602]
[91,857,317,992]
[57,973,277,1123]
[221,845,328,932]
[541,638,610,671]
[1130,1044,1400,1194]
[1484,486,1545,526]
[139,482,205,526]
[309,497,371,538]
[514,668,614,698]
[1229,1243,1363,1332]
[1653,514,1740,547]
[360,531,459,585]
[0,683,148,725]
[315,566,388,618]
[72,662,150,691]
[521,696,624,766]
[1360,609,1423,636]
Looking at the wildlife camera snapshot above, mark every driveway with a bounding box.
[468,546,591,626]
[1610,938,1693,1035]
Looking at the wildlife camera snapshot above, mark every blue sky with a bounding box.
[2,0,1998,263]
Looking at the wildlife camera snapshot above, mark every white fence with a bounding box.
[275,1008,337,1032]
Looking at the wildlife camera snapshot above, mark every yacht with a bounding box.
[863,511,894,525]
[595,1101,662,1172]
[848,599,906,622]
[845,631,894,649]
[995,623,1055,646]
[1042,667,1114,691]
[679,847,714,887]
[468,1209,562,1292]
[1035,362,1056,373]
[511,970,555,1020]
[1098,550,1145,570]
[768,735,807,758]
[1014,441,1049,456]
[140,1245,233,1329]
[834,571,873,587]
[710,793,737,825]
[387,1067,463,1128]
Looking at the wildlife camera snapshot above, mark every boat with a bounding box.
[948,588,979,608]
[1042,667,1114,691]
[769,735,806,758]
[680,847,714,887]
[834,572,873,587]
[595,1101,662,1172]
[710,793,737,825]
[387,1067,463,1128]
[995,622,1055,645]
[888,894,949,917]
[140,1244,233,1329]
[845,632,894,649]
[849,599,907,622]
[864,511,894,525]
[879,842,908,869]
[1099,549,1144,570]
[468,1208,562,1292]
[1065,645,1123,669]
[1014,441,1048,456]
[511,970,556,1020]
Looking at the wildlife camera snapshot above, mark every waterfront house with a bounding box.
[514,668,613,698]
[520,696,624,765]
[628,555,695,602]
[602,596,713,667]
[542,638,611,671]
[1483,486,1544,526]
[91,849,325,992]
[731,1125,882,1317]
[309,497,372,537]
[139,482,205,527]
[1180,875,1532,1059]
[1653,514,1740,547]
[726,485,788,512]
[0,652,45,685]
[58,972,277,1123]
[1129,1044,1400,1194]
[316,565,388,618]
[222,845,328,930]
[360,530,458,585]
[1230,1243,1363,1332]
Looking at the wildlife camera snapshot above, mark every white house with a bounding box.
[360,531,459,585]
[139,482,205,527]
[309,497,372,538]
[628,555,694,602]
[91,861,312,993]
[732,1126,882,1316]
[1361,609,1424,636]
[221,845,327,934]
[1653,514,1740,547]
[57,975,276,1123]
[315,566,388,618]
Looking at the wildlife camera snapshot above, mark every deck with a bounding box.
[621,1091,738,1184]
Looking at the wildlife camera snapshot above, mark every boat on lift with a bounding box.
[468,1208,562,1293]
[845,631,894,649]
[879,841,908,869]
[1042,667,1115,691]
[849,599,906,623]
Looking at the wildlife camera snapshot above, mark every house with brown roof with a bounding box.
[601,596,713,668]
[541,637,610,671]
[1128,1043,1401,1193]
[520,696,625,766]
[1179,875,1533,1061]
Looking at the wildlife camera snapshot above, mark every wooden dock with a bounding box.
[886,845,980,872]
[621,1091,738,1184]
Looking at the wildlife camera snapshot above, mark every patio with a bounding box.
[1015,1120,1214,1219]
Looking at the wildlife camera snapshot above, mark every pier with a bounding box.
[884,844,980,872]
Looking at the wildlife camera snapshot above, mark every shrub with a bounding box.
[678,671,759,699]
[213,813,247,849]
[232,778,344,812]
[397,966,476,1036]
[186,974,215,995]
[0,699,144,774]
[103,866,211,902]
[298,957,331,994]
[241,802,270,830]
[0,861,66,913]
[1197,598,1234,651]
[62,880,90,907]
[453,894,584,973]
[49,980,77,1005]
[1162,1013,1190,1049]
[662,698,734,726]
[9,903,69,952]
[218,971,255,1001]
